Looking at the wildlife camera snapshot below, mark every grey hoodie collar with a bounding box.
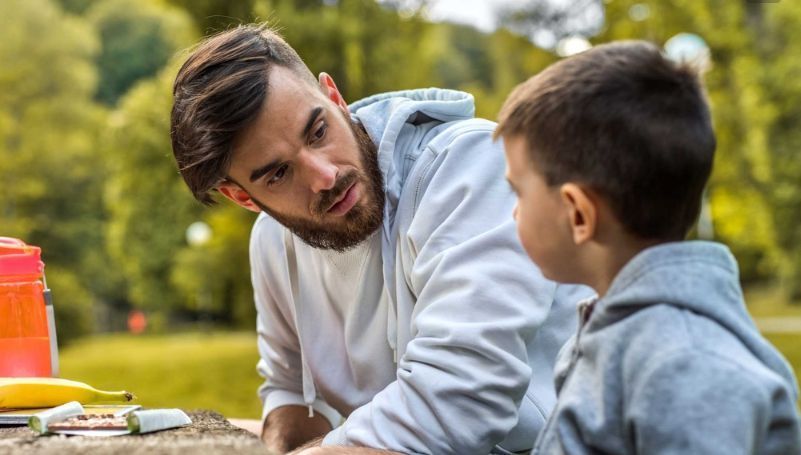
[596,241,742,328]
[349,88,475,184]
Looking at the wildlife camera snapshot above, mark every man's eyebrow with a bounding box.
[301,106,324,139]
[250,159,281,183]
[248,107,325,182]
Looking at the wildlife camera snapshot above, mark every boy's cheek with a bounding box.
[516,222,537,262]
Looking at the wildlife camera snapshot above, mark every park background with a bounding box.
[1,0,800,419]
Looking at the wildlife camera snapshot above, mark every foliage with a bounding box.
[104,62,203,313]
[48,266,94,346]
[87,0,196,105]
[3,0,801,343]
[0,0,105,341]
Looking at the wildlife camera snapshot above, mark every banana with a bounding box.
[0,377,134,408]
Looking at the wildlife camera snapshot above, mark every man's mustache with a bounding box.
[314,170,359,216]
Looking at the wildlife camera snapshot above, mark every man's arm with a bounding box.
[263,405,331,453]
[294,448,402,455]
[250,218,342,451]
[288,437,403,455]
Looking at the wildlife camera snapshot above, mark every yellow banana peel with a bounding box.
[0,377,134,408]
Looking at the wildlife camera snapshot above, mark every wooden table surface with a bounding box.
[0,410,271,454]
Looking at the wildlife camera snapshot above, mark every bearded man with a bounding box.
[170,24,590,455]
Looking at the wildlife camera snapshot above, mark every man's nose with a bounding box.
[299,149,337,193]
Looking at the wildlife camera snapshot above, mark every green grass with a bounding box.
[745,284,801,408]
[765,333,801,379]
[59,331,263,419]
[744,284,801,378]
[764,333,801,410]
[744,284,801,318]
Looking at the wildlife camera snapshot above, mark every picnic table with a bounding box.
[0,410,271,454]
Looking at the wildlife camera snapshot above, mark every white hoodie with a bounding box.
[251,89,592,454]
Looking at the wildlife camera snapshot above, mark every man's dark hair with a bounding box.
[496,40,716,241]
[171,24,316,205]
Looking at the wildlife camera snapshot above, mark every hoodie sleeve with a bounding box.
[323,124,559,453]
[627,350,801,455]
[251,219,341,429]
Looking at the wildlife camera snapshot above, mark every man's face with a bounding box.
[503,135,575,282]
[222,66,384,251]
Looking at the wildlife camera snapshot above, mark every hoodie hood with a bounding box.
[350,89,475,223]
[348,89,477,364]
[591,240,797,393]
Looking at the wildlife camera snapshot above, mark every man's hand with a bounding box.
[293,447,403,455]
[262,405,332,453]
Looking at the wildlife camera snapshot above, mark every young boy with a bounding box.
[497,41,801,454]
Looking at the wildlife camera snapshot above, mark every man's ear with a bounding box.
[318,72,349,112]
[217,181,262,213]
[560,183,597,245]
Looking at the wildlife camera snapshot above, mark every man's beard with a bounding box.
[252,119,385,252]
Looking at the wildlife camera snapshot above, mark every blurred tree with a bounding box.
[104,61,202,316]
[0,0,106,342]
[464,27,557,120]
[48,266,94,345]
[54,0,95,15]
[256,0,439,99]
[499,0,604,47]
[170,205,257,327]
[87,0,196,105]
[760,1,801,300]
[166,0,261,33]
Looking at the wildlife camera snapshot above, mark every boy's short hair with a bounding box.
[496,40,716,241]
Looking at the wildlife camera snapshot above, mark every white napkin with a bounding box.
[127,409,192,434]
[28,401,84,434]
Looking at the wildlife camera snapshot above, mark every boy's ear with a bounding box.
[318,72,349,112]
[217,181,262,213]
[560,183,597,245]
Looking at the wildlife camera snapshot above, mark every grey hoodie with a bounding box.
[532,241,801,454]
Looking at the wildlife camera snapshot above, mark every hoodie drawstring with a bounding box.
[285,229,317,418]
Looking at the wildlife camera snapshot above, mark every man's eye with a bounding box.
[267,165,288,185]
[312,122,327,143]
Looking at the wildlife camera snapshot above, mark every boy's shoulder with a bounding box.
[604,303,795,398]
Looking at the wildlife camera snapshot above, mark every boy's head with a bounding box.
[497,40,716,285]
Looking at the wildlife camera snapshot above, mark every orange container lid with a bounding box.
[0,237,44,277]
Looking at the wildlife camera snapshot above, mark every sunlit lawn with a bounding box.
[59,286,801,418]
[59,331,263,419]
[745,284,801,319]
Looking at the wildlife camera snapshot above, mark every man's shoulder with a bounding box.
[252,211,281,234]
[409,117,503,181]
[425,117,497,153]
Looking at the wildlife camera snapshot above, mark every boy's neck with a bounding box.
[586,235,662,298]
